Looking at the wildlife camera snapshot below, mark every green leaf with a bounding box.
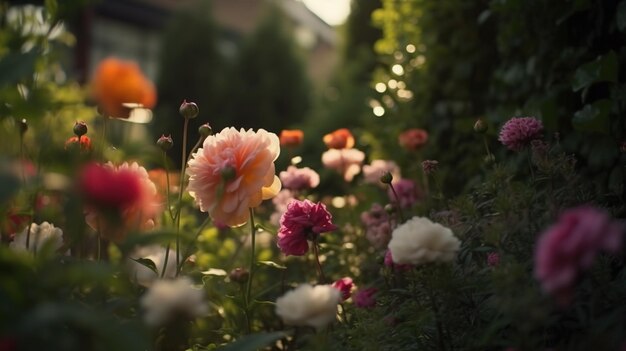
[131,258,158,275]
[257,260,286,270]
[217,331,289,351]
[572,51,618,91]
[617,1,626,32]
[572,100,612,133]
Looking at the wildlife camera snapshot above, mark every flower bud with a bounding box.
[19,118,28,135]
[198,123,212,137]
[220,165,236,182]
[384,203,396,214]
[229,267,249,284]
[156,134,173,151]
[179,100,199,119]
[380,171,393,185]
[473,119,488,133]
[73,121,88,137]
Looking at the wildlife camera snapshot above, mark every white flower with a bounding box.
[9,221,64,253]
[275,284,340,329]
[140,277,209,326]
[388,216,460,265]
[127,245,177,287]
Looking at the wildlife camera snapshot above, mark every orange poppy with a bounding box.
[323,128,355,149]
[279,129,304,148]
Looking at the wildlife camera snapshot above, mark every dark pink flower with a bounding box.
[498,117,543,151]
[487,252,500,267]
[388,178,420,209]
[78,163,141,210]
[360,203,394,249]
[421,160,439,175]
[534,206,623,305]
[384,250,413,271]
[332,277,354,301]
[353,287,377,308]
[277,199,338,256]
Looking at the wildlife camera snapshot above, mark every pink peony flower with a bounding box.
[498,117,543,151]
[187,128,281,227]
[332,277,354,301]
[487,252,500,267]
[360,203,394,249]
[384,250,413,271]
[398,128,428,151]
[277,199,338,256]
[534,206,623,305]
[362,160,401,186]
[354,287,377,308]
[388,178,420,209]
[83,162,161,242]
[279,166,320,191]
[270,189,295,225]
[321,148,365,182]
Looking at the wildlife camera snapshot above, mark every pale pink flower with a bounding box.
[321,148,365,182]
[354,287,377,308]
[332,277,354,301]
[362,160,401,185]
[388,178,420,209]
[270,189,295,225]
[487,252,500,267]
[498,117,543,151]
[85,162,161,242]
[534,206,623,305]
[360,203,394,249]
[279,166,320,191]
[187,128,281,227]
[277,199,337,256]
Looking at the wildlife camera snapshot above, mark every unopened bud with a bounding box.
[384,203,396,214]
[157,134,173,151]
[380,171,393,185]
[19,119,28,135]
[179,100,199,119]
[199,123,212,137]
[229,267,249,284]
[73,121,88,137]
[220,165,236,182]
[473,119,488,133]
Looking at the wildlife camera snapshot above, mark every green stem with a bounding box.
[528,148,535,181]
[175,117,190,275]
[388,183,406,222]
[312,241,326,283]
[176,216,211,276]
[482,135,492,159]
[163,152,174,221]
[245,208,256,333]
[100,115,108,161]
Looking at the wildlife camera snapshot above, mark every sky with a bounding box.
[302,0,351,26]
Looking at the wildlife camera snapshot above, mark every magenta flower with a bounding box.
[388,178,420,209]
[353,287,378,308]
[498,117,543,151]
[277,199,338,256]
[487,252,500,267]
[534,206,623,305]
[360,203,394,249]
[332,277,354,301]
[279,166,320,191]
[384,250,413,271]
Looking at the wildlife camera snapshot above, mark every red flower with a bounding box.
[277,199,338,256]
[64,135,92,152]
[354,287,377,308]
[323,128,355,149]
[398,128,428,151]
[332,277,354,301]
[279,129,304,148]
[78,163,142,210]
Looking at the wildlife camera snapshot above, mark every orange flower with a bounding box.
[187,127,281,227]
[279,129,304,148]
[323,128,355,149]
[91,57,156,118]
[398,128,428,151]
[148,168,180,195]
[64,135,92,152]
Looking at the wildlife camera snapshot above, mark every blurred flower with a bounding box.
[275,284,340,329]
[91,57,156,118]
[487,252,500,267]
[82,162,161,242]
[141,277,208,326]
[384,250,413,271]
[421,160,439,175]
[498,117,543,151]
[534,206,623,305]
[10,222,64,253]
[362,160,401,186]
[332,277,354,301]
[398,128,428,151]
[64,135,92,152]
[127,245,176,287]
[279,129,304,148]
[228,267,250,284]
[1,210,31,238]
[270,189,295,226]
[277,199,337,256]
[279,165,320,191]
[187,128,281,227]
[354,287,377,308]
[388,216,460,265]
[323,128,355,149]
[388,178,420,209]
[360,203,394,249]
[148,168,180,195]
[321,148,365,182]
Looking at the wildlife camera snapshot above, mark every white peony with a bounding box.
[388,216,460,265]
[275,284,341,329]
[140,277,209,326]
[9,221,64,253]
[127,245,177,287]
